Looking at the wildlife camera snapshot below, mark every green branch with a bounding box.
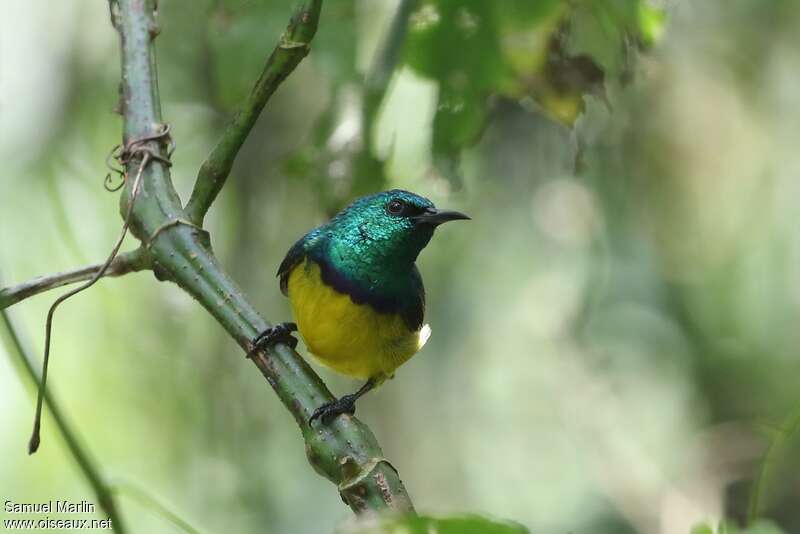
[184,0,323,226]
[113,0,414,514]
[0,310,127,532]
[0,249,148,310]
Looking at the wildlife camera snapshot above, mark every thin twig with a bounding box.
[110,481,201,534]
[29,139,157,454]
[0,310,127,532]
[184,0,323,226]
[0,249,148,311]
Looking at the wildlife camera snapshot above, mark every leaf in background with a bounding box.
[405,1,505,88]
[403,0,505,186]
[338,514,529,534]
[637,2,667,46]
[565,0,639,78]
[691,520,786,534]
[528,0,664,127]
[565,0,665,78]
[402,0,664,184]
[493,0,565,84]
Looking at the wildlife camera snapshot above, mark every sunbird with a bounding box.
[251,190,469,423]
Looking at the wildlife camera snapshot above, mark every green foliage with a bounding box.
[566,0,663,76]
[402,0,663,182]
[404,1,559,182]
[338,514,529,534]
[404,1,508,176]
[217,0,664,195]
[691,519,786,534]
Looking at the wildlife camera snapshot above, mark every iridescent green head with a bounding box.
[323,189,470,270]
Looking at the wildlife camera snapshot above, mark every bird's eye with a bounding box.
[386,199,405,215]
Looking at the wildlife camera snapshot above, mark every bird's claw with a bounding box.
[309,394,357,425]
[248,322,298,358]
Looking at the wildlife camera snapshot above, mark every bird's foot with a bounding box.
[309,394,358,425]
[309,378,376,425]
[248,322,298,358]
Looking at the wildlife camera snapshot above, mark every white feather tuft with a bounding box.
[417,324,432,350]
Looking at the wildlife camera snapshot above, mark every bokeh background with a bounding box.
[2,1,799,533]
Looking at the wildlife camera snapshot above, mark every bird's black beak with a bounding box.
[412,207,471,226]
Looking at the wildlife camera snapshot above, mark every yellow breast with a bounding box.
[286,258,430,380]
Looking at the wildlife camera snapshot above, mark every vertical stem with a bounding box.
[0,310,127,532]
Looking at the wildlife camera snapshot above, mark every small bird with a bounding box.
[251,190,469,423]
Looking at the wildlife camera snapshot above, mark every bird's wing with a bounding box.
[399,266,426,332]
[276,237,308,296]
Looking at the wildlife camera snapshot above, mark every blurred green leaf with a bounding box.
[638,2,666,45]
[402,0,664,182]
[691,520,786,534]
[405,2,505,88]
[338,514,529,534]
[565,0,639,77]
[404,1,504,184]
